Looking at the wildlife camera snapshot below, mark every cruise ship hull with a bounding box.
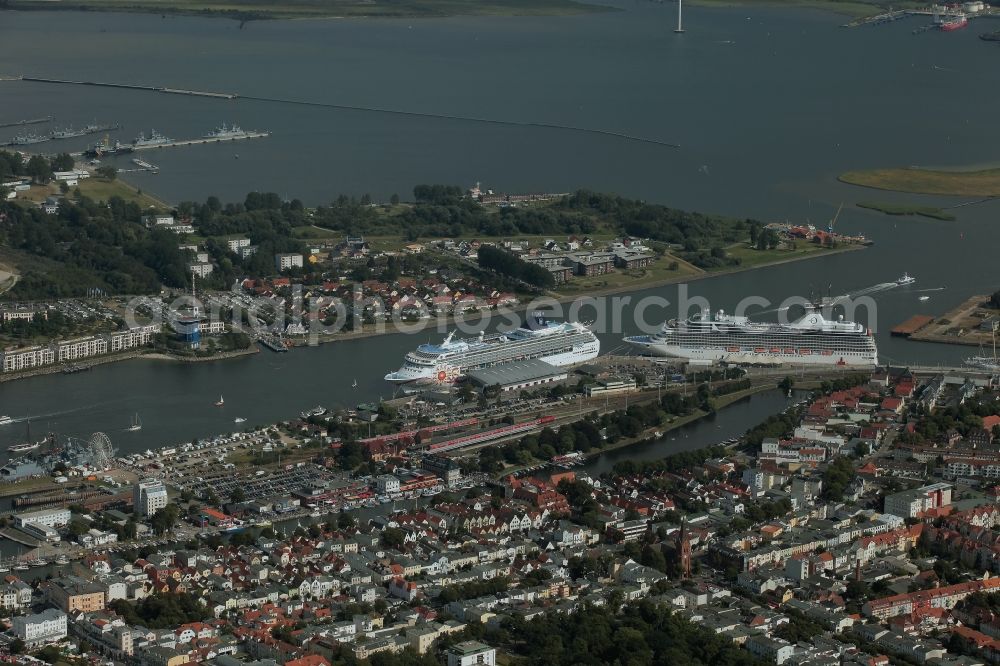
[624,337,876,367]
[384,345,599,383]
[624,306,878,368]
[385,320,600,384]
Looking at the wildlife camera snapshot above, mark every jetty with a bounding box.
[131,131,269,151]
[891,315,935,338]
[0,115,52,129]
[130,158,160,173]
[258,336,289,353]
[20,76,239,99]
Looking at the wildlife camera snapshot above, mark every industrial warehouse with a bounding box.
[465,359,568,392]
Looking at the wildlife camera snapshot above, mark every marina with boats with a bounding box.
[3,121,118,146]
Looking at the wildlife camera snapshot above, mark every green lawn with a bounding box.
[553,254,703,296]
[722,242,839,269]
[77,178,167,210]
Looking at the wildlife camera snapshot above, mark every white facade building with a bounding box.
[884,483,952,519]
[15,507,71,529]
[1,345,55,372]
[375,475,401,494]
[190,262,214,278]
[108,324,160,353]
[134,479,168,517]
[13,608,68,646]
[447,641,496,666]
[227,237,251,252]
[56,336,108,362]
[275,253,304,271]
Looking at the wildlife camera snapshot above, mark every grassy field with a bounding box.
[552,254,703,297]
[77,178,168,209]
[840,167,1000,197]
[722,241,838,269]
[6,0,610,19]
[856,201,956,221]
[11,177,167,210]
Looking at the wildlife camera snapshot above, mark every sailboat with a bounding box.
[126,413,142,432]
[214,395,225,407]
[966,326,1000,372]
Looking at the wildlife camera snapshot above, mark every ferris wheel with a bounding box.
[88,432,116,470]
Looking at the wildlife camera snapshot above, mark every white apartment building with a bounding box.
[884,483,953,519]
[134,479,168,517]
[447,641,496,666]
[190,262,214,278]
[275,253,304,271]
[947,459,1000,479]
[57,336,108,362]
[13,609,67,646]
[1,345,55,372]
[108,324,160,353]
[227,237,251,252]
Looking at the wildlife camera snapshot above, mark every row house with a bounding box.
[863,577,1000,620]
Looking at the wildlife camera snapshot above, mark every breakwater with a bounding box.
[16,75,680,149]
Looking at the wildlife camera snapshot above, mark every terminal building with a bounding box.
[465,359,568,393]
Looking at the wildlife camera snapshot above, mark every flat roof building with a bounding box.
[465,359,567,392]
[134,478,168,517]
[447,641,497,666]
[15,507,71,529]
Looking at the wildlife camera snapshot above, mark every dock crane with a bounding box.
[828,202,843,234]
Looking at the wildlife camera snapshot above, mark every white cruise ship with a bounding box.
[624,306,877,367]
[385,316,600,383]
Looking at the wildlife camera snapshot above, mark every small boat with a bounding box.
[214,395,225,407]
[8,441,39,454]
[919,295,930,301]
[126,413,142,432]
[234,417,246,423]
[896,272,916,286]
[13,563,28,571]
[0,415,12,426]
[54,555,69,565]
[352,378,358,388]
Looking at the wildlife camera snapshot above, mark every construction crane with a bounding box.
[828,202,843,234]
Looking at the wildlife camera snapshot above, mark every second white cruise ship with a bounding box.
[624,306,877,367]
[384,316,600,383]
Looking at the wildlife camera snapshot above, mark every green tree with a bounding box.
[96,165,117,180]
[51,153,74,172]
[149,503,180,535]
[26,154,52,183]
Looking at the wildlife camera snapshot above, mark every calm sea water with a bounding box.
[0,3,996,453]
